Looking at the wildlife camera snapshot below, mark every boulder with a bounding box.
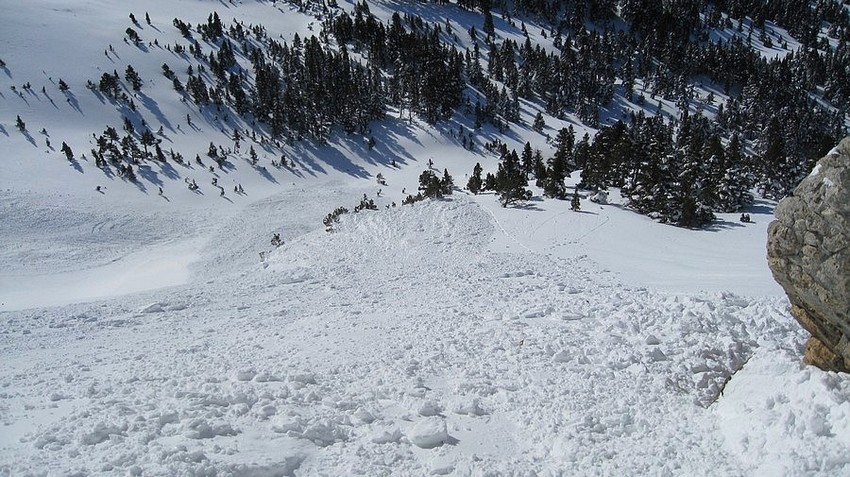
[767,137,850,372]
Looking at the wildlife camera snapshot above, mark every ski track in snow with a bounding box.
[2,198,847,476]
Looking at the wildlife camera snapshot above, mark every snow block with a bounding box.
[409,417,449,449]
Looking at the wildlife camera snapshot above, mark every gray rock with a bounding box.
[767,137,850,372]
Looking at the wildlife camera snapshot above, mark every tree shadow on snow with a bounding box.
[136,93,173,131]
[368,120,420,168]
[290,140,370,179]
[512,202,544,211]
[744,199,775,217]
[158,160,180,180]
[65,92,83,114]
[704,219,746,232]
[21,130,37,148]
[136,164,163,187]
[253,165,279,184]
[69,159,84,174]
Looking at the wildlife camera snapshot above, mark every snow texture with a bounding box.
[0,1,848,476]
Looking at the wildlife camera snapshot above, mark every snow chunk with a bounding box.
[552,350,571,363]
[590,190,609,204]
[80,423,126,445]
[453,398,488,416]
[418,400,443,417]
[289,373,317,385]
[228,458,305,477]
[138,302,165,313]
[430,456,456,475]
[183,419,238,439]
[300,419,348,447]
[49,392,67,402]
[271,416,304,435]
[353,407,376,424]
[234,368,257,382]
[409,417,449,449]
[645,334,661,346]
[647,348,668,362]
[254,370,283,382]
[370,427,403,444]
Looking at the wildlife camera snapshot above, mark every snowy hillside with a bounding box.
[2,0,850,475]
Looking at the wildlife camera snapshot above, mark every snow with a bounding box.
[409,417,450,449]
[1,0,849,475]
[1,237,201,310]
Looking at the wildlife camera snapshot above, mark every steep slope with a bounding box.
[3,198,847,476]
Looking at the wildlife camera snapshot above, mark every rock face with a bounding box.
[767,137,850,372]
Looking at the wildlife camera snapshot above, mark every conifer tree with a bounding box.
[521,142,534,177]
[483,172,497,191]
[543,127,575,199]
[533,112,545,132]
[441,168,454,195]
[482,8,495,38]
[140,129,157,157]
[419,170,444,199]
[467,163,483,194]
[495,149,531,207]
[715,134,754,212]
[570,190,581,211]
[61,142,73,160]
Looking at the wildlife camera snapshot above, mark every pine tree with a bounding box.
[495,149,531,207]
[543,127,575,199]
[467,162,483,194]
[532,112,545,132]
[521,142,534,177]
[482,8,495,38]
[715,134,754,212]
[441,168,454,195]
[353,194,378,212]
[758,118,789,199]
[15,115,25,132]
[419,170,443,199]
[140,129,157,157]
[61,142,74,160]
[125,27,141,44]
[98,72,120,97]
[483,172,497,191]
[570,190,581,211]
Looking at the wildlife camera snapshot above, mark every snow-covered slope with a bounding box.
[3,198,848,476]
[2,1,849,475]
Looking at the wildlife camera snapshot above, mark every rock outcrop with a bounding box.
[767,137,850,372]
